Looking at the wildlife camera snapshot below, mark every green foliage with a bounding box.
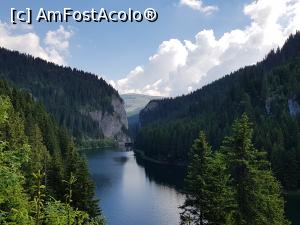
[221,115,289,225]
[180,132,235,225]
[0,47,122,141]
[44,199,105,225]
[0,96,33,225]
[44,199,88,225]
[181,115,290,225]
[26,125,51,195]
[0,82,105,223]
[32,170,46,225]
[136,32,300,190]
[78,138,119,150]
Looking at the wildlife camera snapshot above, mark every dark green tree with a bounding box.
[0,97,33,224]
[0,80,105,223]
[136,32,300,191]
[181,132,235,225]
[221,115,290,225]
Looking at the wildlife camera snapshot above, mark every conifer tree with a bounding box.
[202,152,236,225]
[0,97,33,224]
[0,86,105,224]
[221,114,290,225]
[26,124,51,194]
[181,132,235,225]
[180,132,211,225]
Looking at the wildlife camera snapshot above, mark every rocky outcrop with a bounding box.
[288,99,300,116]
[265,97,272,115]
[84,96,130,145]
[266,97,300,117]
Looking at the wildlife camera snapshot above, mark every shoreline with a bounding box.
[78,146,114,151]
[134,149,187,167]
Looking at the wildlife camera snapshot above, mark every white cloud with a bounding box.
[44,25,73,51]
[0,23,73,65]
[112,39,188,96]
[179,0,218,14]
[115,0,300,97]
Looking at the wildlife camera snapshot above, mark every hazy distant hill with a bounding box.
[122,93,162,117]
[121,93,162,138]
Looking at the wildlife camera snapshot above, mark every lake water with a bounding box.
[85,150,299,225]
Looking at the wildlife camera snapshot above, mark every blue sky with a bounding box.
[0,0,299,96]
[0,0,250,78]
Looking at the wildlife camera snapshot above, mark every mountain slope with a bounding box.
[122,94,162,138]
[122,94,162,117]
[136,32,300,190]
[0,79,102,219]
[0,48,129,143]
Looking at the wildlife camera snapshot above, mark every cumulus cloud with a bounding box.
[179,0,218,14]
[0,23,73,65]
[44,25,73,51]
[114,0,300,97]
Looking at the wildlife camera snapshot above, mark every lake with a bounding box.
[85,150,299,225]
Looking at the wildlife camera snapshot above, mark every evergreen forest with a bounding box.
[136,32,300,191]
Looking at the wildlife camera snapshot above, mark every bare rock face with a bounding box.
[86,96,130,144]
[288,99,300,116]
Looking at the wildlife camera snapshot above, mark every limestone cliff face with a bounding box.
[86,96,130,144]
[288,99,300,116]
[265,97,300,117]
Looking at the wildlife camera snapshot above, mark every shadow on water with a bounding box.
[85,149,299,225]
[86,150,186,225]
[113,156,129,164]
[90,173,113,189]
[285,193,300,225]
[135,153,187,191]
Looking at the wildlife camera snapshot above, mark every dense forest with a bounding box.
[0,80,104,224]
[136,32,300,190]
[181,115,290,225]
[0,48,122,141]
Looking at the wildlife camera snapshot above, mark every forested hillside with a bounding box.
[0,80,104,224]
[0,48,128,143]
[136,32,300,190]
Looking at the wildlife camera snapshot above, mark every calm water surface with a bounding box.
[86,150,186,225]
[85,150,300,225]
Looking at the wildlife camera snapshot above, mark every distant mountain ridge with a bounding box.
[121,93,162,139]
[0,47,129,143]
[136,32,300,190]
[122,93,162,117]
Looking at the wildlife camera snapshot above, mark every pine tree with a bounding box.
[180,132,235,225]
[221,114,290,225]
[26,124,51,194]
[32,170,46,225]
[64,141,100,217]
[180,132,211,225]
[0,87,105,224]
[202,152,236,225]
[0,97,33,224]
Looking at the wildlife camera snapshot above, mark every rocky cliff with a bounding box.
[88,96,130,144]
[0,47,130,143]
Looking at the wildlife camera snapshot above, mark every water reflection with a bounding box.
[86,150,185,225]
[285,193,300,225]
[135,153,186,190]
[85,150,299,225]
[113,156,129,164]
